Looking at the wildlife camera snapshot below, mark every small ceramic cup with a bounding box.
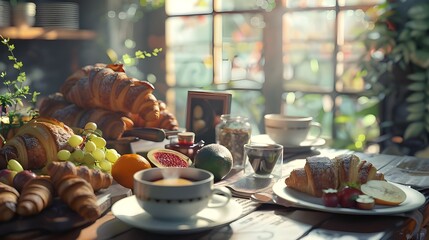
[133,167,231,220]
[264,114,322,146]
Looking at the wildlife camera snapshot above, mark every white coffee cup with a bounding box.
[264,114,322,146]
[133,167,231,220]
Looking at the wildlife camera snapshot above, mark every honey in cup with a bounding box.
[134,167,232,220]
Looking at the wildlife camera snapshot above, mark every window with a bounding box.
[162,0,383,151]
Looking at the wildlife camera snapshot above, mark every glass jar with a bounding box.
[216,115,251,169]
[165,132,204,162]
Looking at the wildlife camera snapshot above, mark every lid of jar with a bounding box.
[178,132,195,145]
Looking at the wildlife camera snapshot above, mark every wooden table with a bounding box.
[3,148,429,240]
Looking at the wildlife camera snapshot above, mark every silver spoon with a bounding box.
[251,192,295,207]
[250,192,277,205]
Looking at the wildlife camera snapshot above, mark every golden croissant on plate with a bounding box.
[285,154,385,197]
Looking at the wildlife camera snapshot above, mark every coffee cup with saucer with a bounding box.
[133,167,232,220]
[264,114,322,147]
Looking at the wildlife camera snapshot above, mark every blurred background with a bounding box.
[1,0,428,156]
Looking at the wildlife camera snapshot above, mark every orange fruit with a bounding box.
[111,153,151,189]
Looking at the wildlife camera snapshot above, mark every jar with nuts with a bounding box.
[215,115,251,170]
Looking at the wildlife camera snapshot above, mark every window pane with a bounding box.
[334,95,380,150]
[284,0,335,8]
[166,16,212,45]
[338,0,384,7]
[215,0,274,11]
[215,13,264,84]
[229,90,264,135]
[283,43,334,92]
[338,9,370,42]
[336,62,365,93]
[166,49,213,87]
[338,42,366,62]
[165,88,190,128]
[166,16,213,87]
[283,11,336,41]
[281,93,333,139]
[166,0,212,15]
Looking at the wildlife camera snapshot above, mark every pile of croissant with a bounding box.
[0,117,74,170]
[0,161,112,222]
[38,63,179,140]
[285,154,385,197]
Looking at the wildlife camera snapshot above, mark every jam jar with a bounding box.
[165,132,204,162]
[215,115,251,169]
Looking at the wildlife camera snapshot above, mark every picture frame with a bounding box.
[186,90,232,144]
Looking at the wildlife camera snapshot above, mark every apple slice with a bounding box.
[360,180,406,206]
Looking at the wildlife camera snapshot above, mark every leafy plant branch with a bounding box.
[121,48,163,65]
[0,35,40,133]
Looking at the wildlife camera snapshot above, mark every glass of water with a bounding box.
[244,143,283,178]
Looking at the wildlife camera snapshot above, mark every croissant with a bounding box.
[60,63,160,122]
[37,92,71,117]
[285,154,384,197]
[54,175,100,221]
[47,161,113,192]
[0,117,74,170]
[52,104,132,140]
[16,176,54,216]
[129,100,179,130]
[39,94,179,139]
[0,182,20,221]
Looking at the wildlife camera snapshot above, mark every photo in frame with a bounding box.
[186,90,232,144]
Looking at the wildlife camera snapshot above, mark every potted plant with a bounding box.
[0,35,39,144]
[361,0,429,155]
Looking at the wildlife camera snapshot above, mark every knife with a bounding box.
[122,127,182,142]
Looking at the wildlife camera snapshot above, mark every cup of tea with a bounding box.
[133,167,231,220]
[244,143,283,178]
[264,114,322,146]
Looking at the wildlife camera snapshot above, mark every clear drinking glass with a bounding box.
[244,143,283,178]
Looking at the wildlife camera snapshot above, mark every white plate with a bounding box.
[273,178,425,215]
[251,134,326,152]
[112,195,243,234]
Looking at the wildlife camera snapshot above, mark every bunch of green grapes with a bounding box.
[56,122,120,173]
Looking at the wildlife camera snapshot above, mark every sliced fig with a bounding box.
[147,149,190,168]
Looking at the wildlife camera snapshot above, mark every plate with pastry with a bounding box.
[251,134,326,153]
[273,154,426,215]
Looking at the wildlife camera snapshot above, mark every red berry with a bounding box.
[337,186,362,208]
[322,188,338,207]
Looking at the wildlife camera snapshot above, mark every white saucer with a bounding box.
[251,134,326,152]
[112,195,243,234]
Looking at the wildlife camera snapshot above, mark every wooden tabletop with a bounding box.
[3,148,429,240]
